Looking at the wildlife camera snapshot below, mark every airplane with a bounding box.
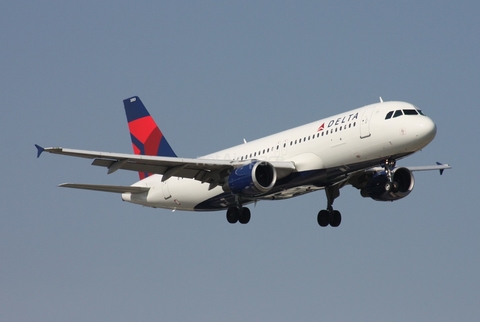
[35,96,450,227]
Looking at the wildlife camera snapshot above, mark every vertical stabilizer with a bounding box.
[123,96,177,179]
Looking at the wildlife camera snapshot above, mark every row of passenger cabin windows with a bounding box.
[290,121,357,146]
[385,109,425,120]
[237,121,357,161]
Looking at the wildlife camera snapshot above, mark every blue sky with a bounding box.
[1,1,479,321]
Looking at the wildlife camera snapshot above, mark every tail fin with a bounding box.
[123,96,177,179]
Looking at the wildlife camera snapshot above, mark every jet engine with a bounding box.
[360,167,415,201]
[226,161,277,196]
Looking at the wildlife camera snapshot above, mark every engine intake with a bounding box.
[360,167,415,201]
[226,161,277,196]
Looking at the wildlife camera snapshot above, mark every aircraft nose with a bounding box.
[416,116,437,145]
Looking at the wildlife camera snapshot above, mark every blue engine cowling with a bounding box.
[227,161,277,196]
[360,167,415,201]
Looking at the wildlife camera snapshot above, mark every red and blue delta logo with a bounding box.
[317,112,359,132]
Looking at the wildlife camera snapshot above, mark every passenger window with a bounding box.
[393,110,403,118]
[385,111,394,119]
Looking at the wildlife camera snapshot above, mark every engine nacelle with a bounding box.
[226,161,277,196]
[360,167,415,201]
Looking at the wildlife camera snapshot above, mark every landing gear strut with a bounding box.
[317,185,342,227]
[384,158,398,192]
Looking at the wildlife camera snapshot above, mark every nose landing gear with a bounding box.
[384,158,399,193]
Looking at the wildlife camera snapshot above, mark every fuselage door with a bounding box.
[360,107,375,138]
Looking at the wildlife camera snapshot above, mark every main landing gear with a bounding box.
[317,185,342,227]
[226,206,251,224]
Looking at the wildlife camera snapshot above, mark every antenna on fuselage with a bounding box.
[379,97,384,103]
[243,138,247,144]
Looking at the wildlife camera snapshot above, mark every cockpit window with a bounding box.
[393,110,403,118]
[385,111,394,119]
[403,109,418,115]
[417,110,425,115]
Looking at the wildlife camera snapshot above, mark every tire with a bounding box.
[226,207,239,224]
[330,210,341,227]
[317,210,330,227]
[385,182,392,192]
[239,207,251,224]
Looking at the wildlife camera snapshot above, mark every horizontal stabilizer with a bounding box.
[59,183,150,194]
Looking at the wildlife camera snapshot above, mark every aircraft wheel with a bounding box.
[226,207,239,224]
[317,210,330,227]
[239,207,251,224]
[330,210,341,227]
[386,181,399,193]
[385,182,392,192]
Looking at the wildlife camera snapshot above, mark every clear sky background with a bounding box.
[1,1,479,321]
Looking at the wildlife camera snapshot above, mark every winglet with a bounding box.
[436,162,448,175]
[35,144,45,158]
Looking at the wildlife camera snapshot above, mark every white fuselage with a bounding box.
[122,101,437,211]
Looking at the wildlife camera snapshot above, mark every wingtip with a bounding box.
[436,162,451,175]
[35,144,44,158]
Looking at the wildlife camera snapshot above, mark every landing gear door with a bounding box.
[162,181,172,200]
[360,107,375,138]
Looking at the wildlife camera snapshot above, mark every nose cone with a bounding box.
[416,116,437,147]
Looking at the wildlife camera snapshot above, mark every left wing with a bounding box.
[59,183,150,194]
[35,145,297,187]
